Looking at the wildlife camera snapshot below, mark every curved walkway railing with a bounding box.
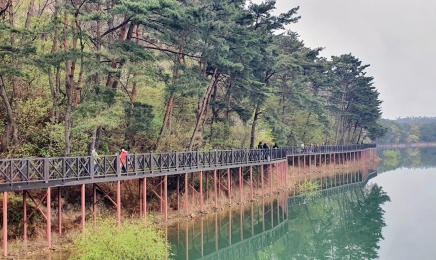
[0,144,375,192]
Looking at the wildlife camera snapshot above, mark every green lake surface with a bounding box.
[167,147,436,260]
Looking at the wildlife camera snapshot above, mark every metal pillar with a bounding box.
[200,171,203,212]
[214,170,217,209]
[117,180,121,227]
[3,192,7,257]
[250,166,253,201]
[143,178,147,220]
[239,167,243,203]
[164,175,168,222]
[93,184,97,223]
[261,165,264,197]
[227,168,231,205]
[23,191,27,242]
[58,187,62,235]
[185,173,188,216]
[47,188,51,247]
[81,184,85,232]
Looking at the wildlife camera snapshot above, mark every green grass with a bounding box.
[72,218,170,260]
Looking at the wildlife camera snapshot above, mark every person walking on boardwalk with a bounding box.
[257,141,263,149]
[120,148,129,173]
[91,148,101,175]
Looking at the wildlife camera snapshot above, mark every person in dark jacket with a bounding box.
[257,142,263,149]
[263,143,269,149]
[272,143,278,148]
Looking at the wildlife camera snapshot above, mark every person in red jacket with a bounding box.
[120,148,129,173]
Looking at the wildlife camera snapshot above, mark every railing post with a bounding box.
[150,152,154,174]
[246,149,249,163]
[175,151,179,170]
[197,150,200,168]
[134,154,138,173]
[90,155,94,179]
[117,153,121,177]
[44,156,49,183]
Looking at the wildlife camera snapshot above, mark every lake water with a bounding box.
[167,147,436,259]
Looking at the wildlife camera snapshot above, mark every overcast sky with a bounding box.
[257,0,436,120]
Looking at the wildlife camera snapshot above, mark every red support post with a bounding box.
[93,184,97,223]
[239,167,242,203]
[227,168,231,206]
[164,175,168,222]
[185,173,188,216]
[3,192,8,257]
[214,170,217,209]
[81,184,85,232]
[58,187,62,235]
[47,187,51,247]
[261,165,264,198]
[117,181,121,227]
[269,165,272,195]
[177,175,180,212]
[200,171,203,212]
[250,166,253,201]
[23,191,27,242]
[143,178,147,220]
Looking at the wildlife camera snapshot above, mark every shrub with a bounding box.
[72,218,170,260]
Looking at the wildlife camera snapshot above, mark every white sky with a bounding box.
[254,0,436,120]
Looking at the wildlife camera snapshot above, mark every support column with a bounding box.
[185,173,188,216]
[228,168,231,205]
[143,178,147,220]
[200,171,203,212]
[164,175,168,222]
[93,184,97,223]
[261,165,264,198]
[239,167,243,203]
[214,170,217,209]
[23,191,27,243]
[3,192,7,257]
[177,175,180,212]
[81,184,85,232]
[47,187,51,247]
[117,181,121,227]
[58,187,62,235]
[250,166,253,201]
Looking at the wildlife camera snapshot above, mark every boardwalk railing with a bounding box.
[0,144,375,191]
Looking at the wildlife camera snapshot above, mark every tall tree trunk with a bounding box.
[188,69,218,151]
[24,0,34,29]
[156,46,185,149]
[106,17,130,88]
[63,8,72,155]
[0,76,16,154]
[249,102,261,149]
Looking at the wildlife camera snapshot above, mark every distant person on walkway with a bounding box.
[263,143,269,149]
[120,148,129,173]
[257,142,263,149]
[91,148,101,174]
[272,143,278,148]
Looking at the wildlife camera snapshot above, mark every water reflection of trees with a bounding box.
[377,147,436,173]
[255,184,390,260]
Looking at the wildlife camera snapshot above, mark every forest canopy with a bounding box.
[0,0,385,157]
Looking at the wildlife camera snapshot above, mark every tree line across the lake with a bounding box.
[376,117,436,144]
[0,0,385,158]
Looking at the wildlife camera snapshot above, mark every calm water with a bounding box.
[167,147,436,260]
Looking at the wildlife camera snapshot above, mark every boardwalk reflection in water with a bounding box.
[167,167,390,260]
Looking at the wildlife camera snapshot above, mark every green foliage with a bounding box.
[0,0,386,156]
[297,179,321,193]
[72,218,170,260]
